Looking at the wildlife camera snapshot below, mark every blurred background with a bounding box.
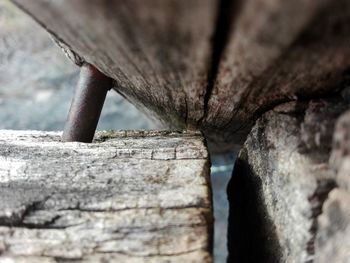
[0,0,234,262]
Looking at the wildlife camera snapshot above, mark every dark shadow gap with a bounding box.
[227,156,283,263]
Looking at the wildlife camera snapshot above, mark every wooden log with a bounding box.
[227,98,348,262]
[9,0,350,152]
[0,130,212,263]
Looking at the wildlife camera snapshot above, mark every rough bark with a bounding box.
[9,0,350,152]
[0,130,212,263]
[227,98,348,262]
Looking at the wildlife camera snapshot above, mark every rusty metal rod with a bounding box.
[62,63,113,143]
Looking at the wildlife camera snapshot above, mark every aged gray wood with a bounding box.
[10,0,350,152]
[227,98,348,262]
[0,130,212,263]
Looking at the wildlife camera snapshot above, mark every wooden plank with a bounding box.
[11,0,218,132]
[206,0,350,150]
[9,0,350,152]
[227,98,348,262]
[0,130,212,263]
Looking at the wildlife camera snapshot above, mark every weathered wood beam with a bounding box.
[227,97,349,262]
[0,130,212,262]
[205,0,350,150]
[9,0,350,152]
[11,0,218,132]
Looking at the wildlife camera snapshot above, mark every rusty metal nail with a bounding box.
[62,63,113,143]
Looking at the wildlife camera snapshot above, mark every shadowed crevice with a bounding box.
[227,157,283,263]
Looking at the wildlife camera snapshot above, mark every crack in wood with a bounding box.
[200,0,238,126]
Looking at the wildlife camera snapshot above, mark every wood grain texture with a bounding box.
[11,0,217,132]
[204,0,350,150]
[9,0,350,152]
[227,98,348,262]
[0,130,212,263]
